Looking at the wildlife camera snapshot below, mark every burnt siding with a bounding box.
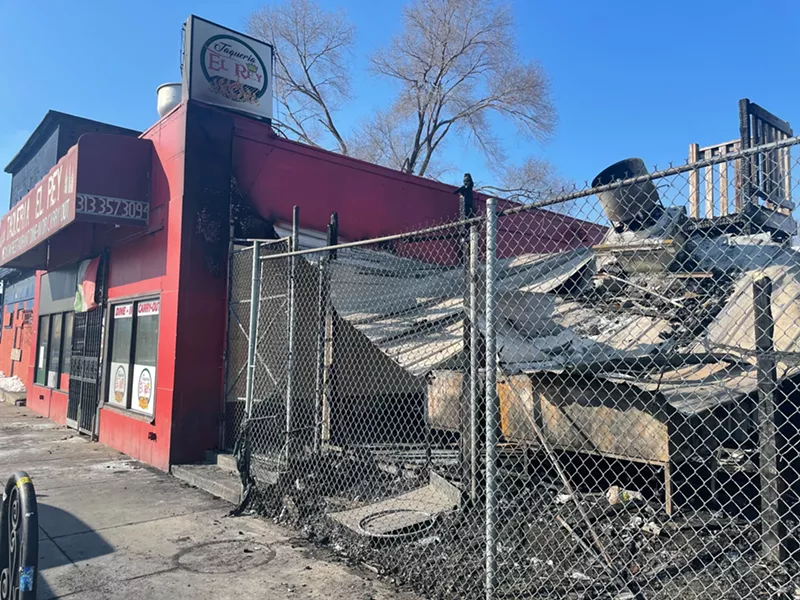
[8,117,140,210]
[10,126,59,209]
[56,121,138,158]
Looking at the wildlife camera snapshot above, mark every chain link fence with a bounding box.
[229,135,800,599]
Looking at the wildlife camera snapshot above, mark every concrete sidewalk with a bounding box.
[0,401,419,600]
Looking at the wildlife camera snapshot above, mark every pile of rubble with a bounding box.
[268,457,798,600]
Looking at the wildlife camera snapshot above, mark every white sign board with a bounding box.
[131,365,156,417]
[137,299,160,317]
[183,15,273,120]
[108,363,129,408]
[130,299,159,417]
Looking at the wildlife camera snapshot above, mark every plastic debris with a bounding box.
[19,566,34,592]
[641,521,663,536]
[606,486,644,505]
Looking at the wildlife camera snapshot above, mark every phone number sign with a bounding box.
[76,194,149,223]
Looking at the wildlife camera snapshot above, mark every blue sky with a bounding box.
[1,0,798,214]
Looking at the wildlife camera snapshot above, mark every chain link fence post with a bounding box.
[314,212,337,455]
[484,196,498,600]
[469,218,481,503]
[754,276,785,563]
[245,241,261,420]
[285,206,299,462]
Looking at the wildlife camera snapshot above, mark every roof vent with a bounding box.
[156,83,182,118]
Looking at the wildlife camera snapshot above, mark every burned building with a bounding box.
[289,99,800,518]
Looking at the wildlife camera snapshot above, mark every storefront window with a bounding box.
[35,311,75,389]
[35,315,50,386]
[108,304,133,409]
[132,300,159,416]
[107,298,159,417]
[47,314,63,388]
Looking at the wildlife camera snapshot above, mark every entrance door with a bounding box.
[66,308,104,434]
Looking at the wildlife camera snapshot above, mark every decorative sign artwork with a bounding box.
[182,15,273,120]
[134,366,154,414]
[108,303,133,409]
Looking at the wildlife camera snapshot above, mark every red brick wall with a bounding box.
[0,301,33,379]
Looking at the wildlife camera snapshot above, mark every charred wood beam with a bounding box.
[754,276,785,564]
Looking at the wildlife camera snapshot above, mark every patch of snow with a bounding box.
[90,460,141,471]
[0,372,25,393]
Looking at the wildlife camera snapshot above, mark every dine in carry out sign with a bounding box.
[132,300,159,417]
[182,15,274,120]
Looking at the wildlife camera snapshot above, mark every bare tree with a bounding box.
[353,0,555,187]
[477,157,567,203]
[247,0,354,154]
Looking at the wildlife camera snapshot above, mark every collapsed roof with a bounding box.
[325,233,800,418]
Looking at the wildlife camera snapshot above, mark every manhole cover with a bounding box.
[358,508,434,538]
[175,540,275,573]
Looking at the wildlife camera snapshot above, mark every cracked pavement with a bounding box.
[0,401,420,599]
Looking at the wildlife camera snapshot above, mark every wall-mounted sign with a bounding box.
[76,195,149,224]
[182,15,273,120]
[0,135,153,270]
[131,365,155,416]
[0,147,78,265]
[114,304,133,319]
[137,300,160,316]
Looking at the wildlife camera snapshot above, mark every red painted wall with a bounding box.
[0,301,32,380]
[97,104,186,471]
[229,110,606,255]
[167,104,234,465]
[24,106,186,471]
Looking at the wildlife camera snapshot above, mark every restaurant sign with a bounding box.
[0,147,78,265]
[0,135,152,268]
[182,15,273,120]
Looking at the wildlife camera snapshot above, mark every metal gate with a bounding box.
[66,308,104,435]
[223,245,255,448]
[223,240,290,450]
